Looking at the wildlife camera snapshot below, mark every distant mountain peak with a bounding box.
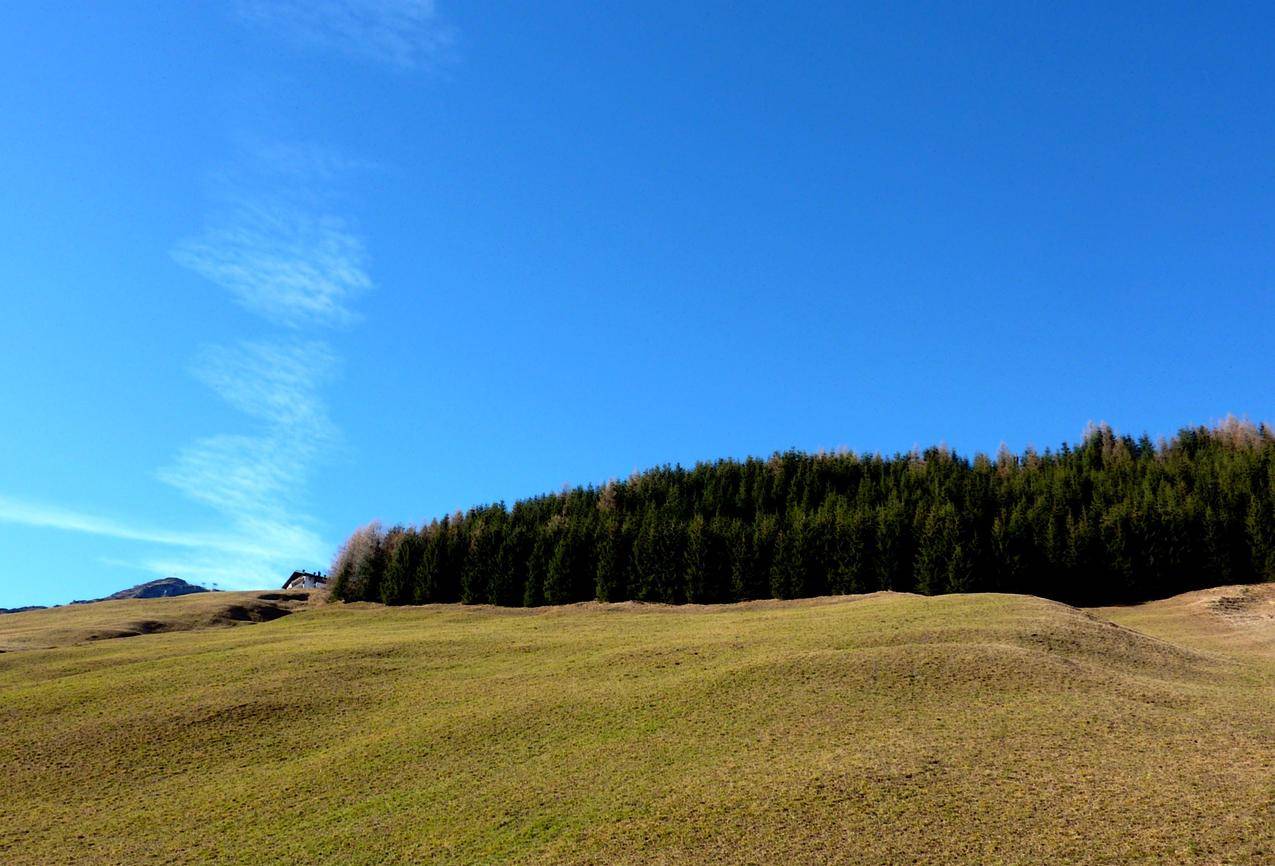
[2,578,219,613]
[107,577,212,600]
[79,578,214,605]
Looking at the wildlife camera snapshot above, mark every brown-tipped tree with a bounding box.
[329,520,385,601]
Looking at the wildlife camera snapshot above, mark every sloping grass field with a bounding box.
[1,585,1271,864]
[0,591,311,651]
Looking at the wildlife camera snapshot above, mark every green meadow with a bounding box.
[2,586,1271,864]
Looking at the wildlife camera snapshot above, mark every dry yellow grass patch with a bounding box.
[1098,581,1275,658]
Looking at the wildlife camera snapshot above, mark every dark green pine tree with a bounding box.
[355,529,389,603]
[490,520,528,607]
[1246,497,1274,580]
[915,502,958,596]
[684,514,711,603]
[594,512,628,602]
[523,523,556,608]
[631,507,686,604]
[770,512,812,600]
[727,518,758,600]
[874,496,908,592]
[544,530,574,605]
[381,529,419,605]
[411,521,442,603]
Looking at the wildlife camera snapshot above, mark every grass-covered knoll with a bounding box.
[1,587,1272,864]
[1098,580,1275,657]
[0,590,313,651]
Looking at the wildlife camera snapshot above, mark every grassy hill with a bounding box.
[0,590,312,651]
[0,586,1271,864]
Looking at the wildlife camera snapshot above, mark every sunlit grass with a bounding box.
[1,587,1271,864]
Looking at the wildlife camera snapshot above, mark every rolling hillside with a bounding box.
[0,590,312,652]
[0,586,1271,864]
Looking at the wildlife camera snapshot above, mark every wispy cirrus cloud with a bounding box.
[239,139,379,187]
[232,0,456,70]
[0,494,298,561]
[172,202,371,329]
[191,339,338,428]
[159,340,337,523]
[1,0,445,596]
[0,336,339,591]
[2,196,355,592]
[124,140,373,590]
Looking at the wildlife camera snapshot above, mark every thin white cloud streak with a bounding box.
[158,135,376,590]
[153,338,341,587]
[233,0,455,70]
[0,494,294,561]
[192,339,337,429]
[138,511,329,589]
[161,434,313,518]
[4,139,382,594]
[6,82,398,597]
[240,140,379,188]
[0,340,339,591]
[172,202,371,329]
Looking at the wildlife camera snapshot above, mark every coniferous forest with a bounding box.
[329,420,1275,608]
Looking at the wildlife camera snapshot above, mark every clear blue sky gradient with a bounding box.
[2,2,1272,606]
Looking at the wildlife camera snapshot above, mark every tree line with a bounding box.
[329,419,1275,608]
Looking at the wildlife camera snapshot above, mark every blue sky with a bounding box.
[2,2,1272,607]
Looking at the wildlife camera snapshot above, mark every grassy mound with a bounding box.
[1097,581,1275,656]
[0,588,1270,864]
[0,590,314,651]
